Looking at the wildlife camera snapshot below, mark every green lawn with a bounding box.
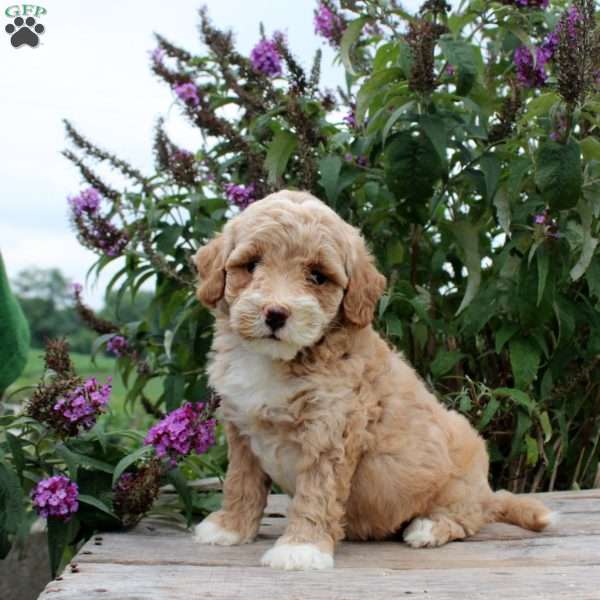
[6,349,162,430]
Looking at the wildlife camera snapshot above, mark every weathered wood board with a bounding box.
[37,490,600,600]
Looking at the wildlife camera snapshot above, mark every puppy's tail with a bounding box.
[489,490,556,531]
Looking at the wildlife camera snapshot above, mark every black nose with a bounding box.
[265,307,289,332]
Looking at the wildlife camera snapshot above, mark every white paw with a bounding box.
[193,519,243,546]
[403,518,437,548]
[261,543,334,571]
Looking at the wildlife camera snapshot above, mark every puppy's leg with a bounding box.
[194,422,270,545]
[262,440,358,570]
[403,513,468,548]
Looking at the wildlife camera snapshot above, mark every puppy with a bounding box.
[193,190,553,570]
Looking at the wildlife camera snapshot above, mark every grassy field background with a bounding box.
[6,349,162,431]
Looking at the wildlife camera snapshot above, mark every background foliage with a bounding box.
[2,0,600,575]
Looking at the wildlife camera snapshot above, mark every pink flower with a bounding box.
[53,377,112,432]
[144,402,216,464]
[31,476,79,520]
[173,82,200,107]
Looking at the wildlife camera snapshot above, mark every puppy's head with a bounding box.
[195,190,386,360]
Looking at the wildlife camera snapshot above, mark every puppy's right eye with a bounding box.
[245,260,259,273]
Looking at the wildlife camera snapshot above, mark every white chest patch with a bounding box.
[210,342,302,495]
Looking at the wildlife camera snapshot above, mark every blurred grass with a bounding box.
[6,349,162,431]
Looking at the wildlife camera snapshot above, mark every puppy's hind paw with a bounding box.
[193,519,244,546]
[403,518,438,548]
[261,543,334,570]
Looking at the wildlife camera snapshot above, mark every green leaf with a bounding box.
[167,468,193,527]
[493,186,511,234]
[47,517,77,578]
[537,246,549,306]
[481,154,501,202]
[0,463,25,535]
[356,68,403,124]
[384,131,444,204]
[319,155,342,204]
[430,349,464,378]
[5,433,25,481]
[340,17,368,75]
[382,100,414,143]
[525,435,539,466]
[510,411,532,459]
[264,130,297,186]
[164,374,185,412]
[580,136,600,162]
[539,411,552,443]
[495,322,519,353]
[495,387,537,414]
[112,446,152,487]
[570,199,599,281]
[55,444,114,475]
[535,138,582,210]
[78,494,119,520]
[439,36,478,95]
[420,114,447,164]
[451,222,481,314]
[509,337,541,390]
[522,92,559,120]
[478,397,500,430]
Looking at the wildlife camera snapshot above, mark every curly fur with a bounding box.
[193,190,553,570]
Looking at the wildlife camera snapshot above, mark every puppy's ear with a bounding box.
[194,234,227,308]
[343,243,387,328]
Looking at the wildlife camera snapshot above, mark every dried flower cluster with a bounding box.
[405,20,448,94]
[113,460,161,527]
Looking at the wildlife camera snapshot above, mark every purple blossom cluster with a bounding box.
[344,153,369,167]
[31,475,79,520]
[343,105,357,129]
[514,46,549,88]
[314,3,345,46]
[107,335,128,357]
[250,37,282,77]
[144,402,216,464]
[225,183,256,209]
[173,82,200,107]
[151,47,165,65]
[68,188,101,216]
[533,210,560,238]
[510,0,549,8]
[53,377,112,432]
[68,188,129,257]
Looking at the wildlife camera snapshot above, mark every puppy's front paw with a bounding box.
[403,517,437,548]
[261,543,334,571]
[194,518,244,546]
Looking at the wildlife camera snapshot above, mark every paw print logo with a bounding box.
[5,16,45,48]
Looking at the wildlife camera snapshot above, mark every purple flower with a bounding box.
[72,282,83,294]
[31,476,79,520]
[343,105,357,129]
[534,213,547,224]
[144,402,216,464]
[514,46,548,88]
[250,38,282,77]
[173,82,200,107]
[224,183,256,209]
[68,188,101,216]
[344,153,353,162]
[356,155,369,167]
[511,0,549,8]
[53,377,112,432]
[446,64,456,76]
[106,335,128,357]
[314,3,345,46]
[151,47,165,65]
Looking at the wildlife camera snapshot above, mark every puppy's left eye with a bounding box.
[309,270,328,285]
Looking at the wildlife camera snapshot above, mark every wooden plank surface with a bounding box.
[37,490,600,600]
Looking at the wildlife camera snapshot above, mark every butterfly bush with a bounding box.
[53,377,112,432]
[144,403,216,464]
[225,183,256,209]
[173,82,200,107]
[250,37,283,77]
[31,476,79,520]
[314,2,345,45]
[106,335,128,357]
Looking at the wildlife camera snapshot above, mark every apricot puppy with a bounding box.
[193,190,553,570]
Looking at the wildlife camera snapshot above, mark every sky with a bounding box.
[0,0,422,307]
